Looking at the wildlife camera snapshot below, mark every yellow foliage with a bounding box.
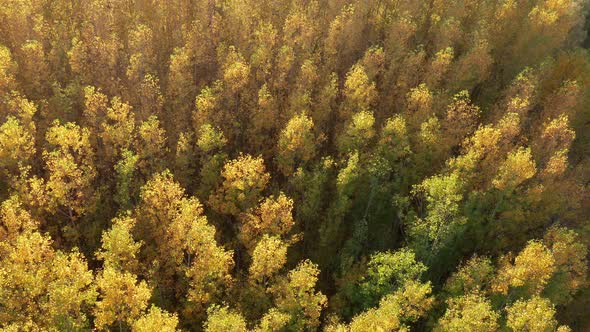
[506,296,559,332]
[350,281,433,332]
[493,240,555,295]
[131,305,179,332]
[343,64,377,113]
[94,267,151,330]
[249,235,288,282]
[493,147,537,190]
[204,305,247,332]
[0,117,35,176]
[209,154,270,216]
[96,214,142,272]
[239,193,295,250]
[0,232,97,330]
[270,260,327,331]
[434,293,499,332]
[278,112,316,175]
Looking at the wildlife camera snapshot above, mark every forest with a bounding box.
[0,0,589,331]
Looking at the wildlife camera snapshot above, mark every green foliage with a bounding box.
[356,248,427,309]
[197,124,227,154]
[114,150,139,210]
[409,173,466,256]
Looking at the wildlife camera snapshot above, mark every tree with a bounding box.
[198,124,228,154]
[68,31,122,94]
[42,121,97,221]
[334,151,361,217]
[126,24,157,90]
[443,91,480,148]
[96,214,142,273]
[131,305,179,332]
[136,171,233,307]
[193,85,222,135]
[203,305,247,332]
[434,293,499,332]
[209,154,270,216]
[289,59,319,112]
[537,115,575,158]
[543,226,588,304]
[167,47,195,123]
[94,266,151,331]
[100,97,135,163]
[493,240,556,296]
[0,45,16,95]
[135,74,164,123]
[249,235,288,283]
[134,116,167,178]
[82,86,108,134]
[505,296,564,332]
[0,195,38,255]
[425,47,454,88]
[114,150,140,210]
[183,197,234,306]
[406,83,433,127]
[0,117,35,179]
[409,172,466,255]
[277,112,316,176]
[195,123,228,199]
[324,5,364,73]
[222,46,250,94]
[349,281,433,332]
[174,131,198,190]
[321,152,362,252]
[492,147,536,191]
[250,22,277,80]
[377,115,412,166]
[341,63,377,120]
[248,83,279,155]
[281,2,319,59]
[255,308,291,332]
[357,248,427,309]
[239,193,295,250]
[448,38,493,91]
[444,256,495,297]
[0,231,97,330]
[415,116,445,172]
[269,260,327,331]
[44,250,97,330]
[338,110,375,153]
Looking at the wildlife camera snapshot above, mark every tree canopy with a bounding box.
[0,0,589,330]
